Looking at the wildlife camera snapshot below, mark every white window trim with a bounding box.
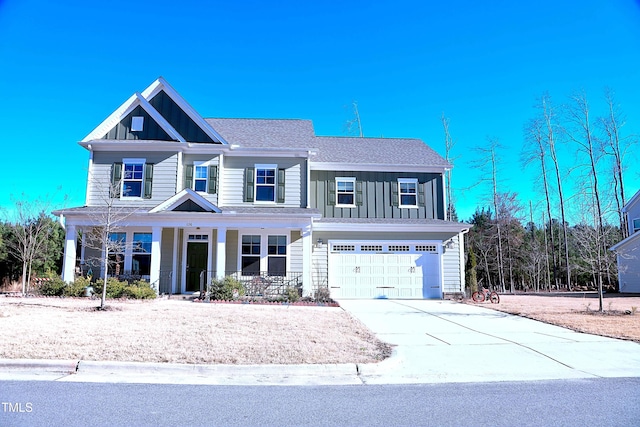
[237,229,289,274]
[131,116,144,132]
[336,177,356,208]
[254,163,277,204]
[398,178,419,208]
[121,158,146,199]
[193,161,209,193]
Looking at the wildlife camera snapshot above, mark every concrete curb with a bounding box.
[0,359,78,374]
[0,358,373,385]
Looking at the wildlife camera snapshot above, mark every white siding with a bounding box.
[222,157,303,207]
[289,230,303,273]
[442,235,463,293]
[88,151,178,207]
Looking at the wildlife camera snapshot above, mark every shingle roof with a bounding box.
[205,118,450,168]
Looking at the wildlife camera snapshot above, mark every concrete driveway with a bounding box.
[339,299,640,384]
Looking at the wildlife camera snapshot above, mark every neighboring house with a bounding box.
[610,189,640,293]
[54,77,469,299]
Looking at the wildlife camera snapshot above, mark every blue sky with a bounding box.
[1,0,639,223]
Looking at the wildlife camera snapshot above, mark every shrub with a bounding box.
[285,286,300,302]
[92,278,128,299]
[64,277,92,297]
[209,276,245,300]
[38,277,67,296]
[123,280,157,300]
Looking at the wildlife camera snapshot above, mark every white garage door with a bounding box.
[329,241,442,299]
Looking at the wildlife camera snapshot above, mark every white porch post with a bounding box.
[62,224,77,283]
[216,227,227,279]
[302,225,312,296]
[150,227,162,293]
[172,228,179,294]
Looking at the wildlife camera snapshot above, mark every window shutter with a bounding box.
[111,163,122,198]
[143,164,154,199]
[355,181,363,206]
[244,167,254,202]
[327,180,336,206]
[208,165,218,194]
[277,168,286,203]
[418,183,426,206]
[184,164,194,190]
[392,181,399,206]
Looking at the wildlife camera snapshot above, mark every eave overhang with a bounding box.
[309,162,449,173]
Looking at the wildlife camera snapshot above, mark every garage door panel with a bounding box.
[329,241,442,299]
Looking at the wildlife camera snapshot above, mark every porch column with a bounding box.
[62,224,77,283]
[150,226,162,293]
[301,225,312,296]
[216,227,227,279]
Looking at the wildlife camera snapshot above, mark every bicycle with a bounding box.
[471,287,500,304]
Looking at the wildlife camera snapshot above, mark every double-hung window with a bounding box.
[122,159,145,198]
[398,178,418,207]
[255,165,276,202]
[194,164,208,192]
[336,177,356,207]
[241,235,261,275]
[267,235,287,276]
[107,232,126,275]
[132,232,152,276]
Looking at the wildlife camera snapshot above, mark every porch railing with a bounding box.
[202,271,302,300]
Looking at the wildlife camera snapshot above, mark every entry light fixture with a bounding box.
[316,238,323,248]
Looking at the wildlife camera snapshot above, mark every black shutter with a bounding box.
[244,167,254,202]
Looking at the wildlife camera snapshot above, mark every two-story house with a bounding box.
[54,77,469,299]
[610,189,640,293]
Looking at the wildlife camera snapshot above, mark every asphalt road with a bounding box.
[1,378,639,426]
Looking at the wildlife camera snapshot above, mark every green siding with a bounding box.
[311,171,444,220]
[148,90,216,143]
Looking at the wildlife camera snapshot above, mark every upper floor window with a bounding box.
[398,178,418,207]
[633,218,640,234]
[255,164,276,202]
[194,164,208,192]
[122,159,145,198]
[336,177,356,207]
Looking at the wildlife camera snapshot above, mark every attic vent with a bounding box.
[131,116,144,132]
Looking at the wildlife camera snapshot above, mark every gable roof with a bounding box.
[623,189,640,213]
[82,77,228,145]
[149,189,221,213]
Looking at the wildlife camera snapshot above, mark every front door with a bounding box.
[186,242,208,292]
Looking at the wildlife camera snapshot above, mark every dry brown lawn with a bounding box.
[474,293,640,343]
[0,297,391,365]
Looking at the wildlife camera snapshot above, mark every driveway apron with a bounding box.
[339,299,640,384]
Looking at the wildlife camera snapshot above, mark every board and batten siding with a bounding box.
[222,157,305,207]
[310,171,444,220]
[88,151,178,207]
